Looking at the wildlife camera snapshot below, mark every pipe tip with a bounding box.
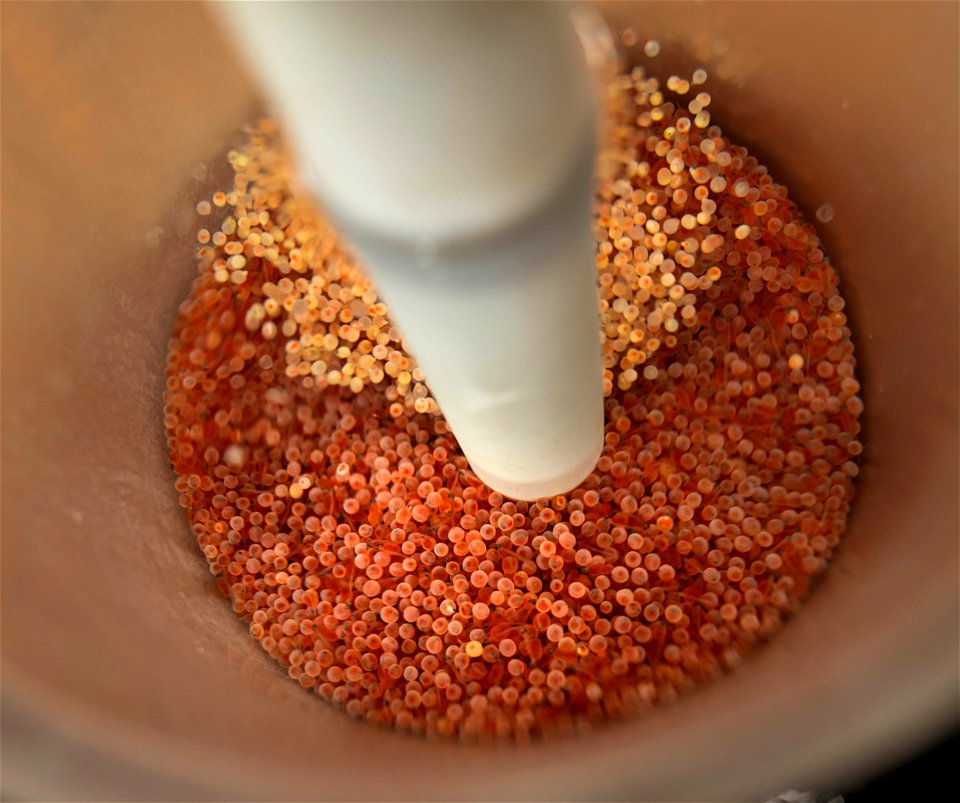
[463,421,604,502]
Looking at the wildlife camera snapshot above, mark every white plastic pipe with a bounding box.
[219,1,604,500]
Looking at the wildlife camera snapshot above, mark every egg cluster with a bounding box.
[595,65,726,395]
[195,121,437,417]
[166,63,862,739]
